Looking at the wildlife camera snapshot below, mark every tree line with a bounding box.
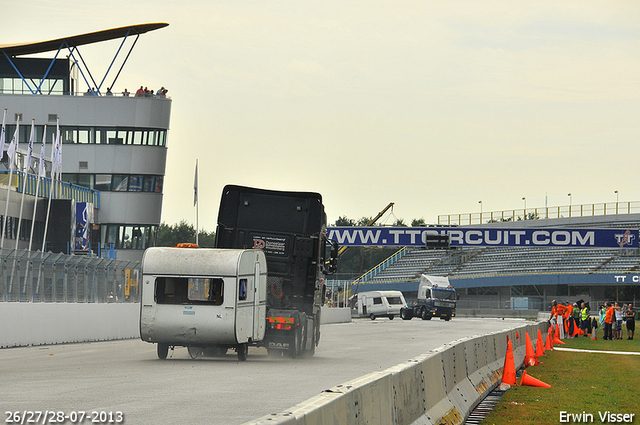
[157,221,216,247]
[331,215,426,277]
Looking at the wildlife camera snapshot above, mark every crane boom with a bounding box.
[337,202,394,257]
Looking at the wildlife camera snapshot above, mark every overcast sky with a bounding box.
[4,1,640,231]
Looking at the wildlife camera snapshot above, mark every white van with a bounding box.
[356,290,407,320]
[140,247,267,361]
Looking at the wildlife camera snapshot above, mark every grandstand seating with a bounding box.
[354,213,640,285]
[359,245,640,283]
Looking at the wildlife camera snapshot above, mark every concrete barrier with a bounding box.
[244,321,549,425]
[0,304,351,348]
[320,306,352,324]
[0,302,140,348]
[457,309,539,319]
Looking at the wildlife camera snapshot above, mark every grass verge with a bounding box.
[481,328,640,425]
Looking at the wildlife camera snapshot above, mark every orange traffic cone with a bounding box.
[572,321,581,337]
[553,324,565,345]
[546,330,553,350]
[501,340,517,386]
[524,332,539,367]
[516,331,520,339]
[536,329,545,357]
[520,370,551,388]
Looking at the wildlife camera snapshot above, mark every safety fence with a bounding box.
[0,170,100,207]
[0,248,140,303]
[438,201,640,225]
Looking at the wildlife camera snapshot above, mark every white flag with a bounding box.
[25,119,35,172]
[193,160,198,207]
[51,121,60,180]
[7,116,19,163]
[38,125,47,177]
[0,110,6,158]
[56,128,62,181]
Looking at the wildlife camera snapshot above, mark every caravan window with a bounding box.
[387,297,404,305]
[155,277,223,305]
[239,279,247,300]
[373,297,382,305]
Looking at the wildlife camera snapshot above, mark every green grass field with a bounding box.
[481,327,640,425]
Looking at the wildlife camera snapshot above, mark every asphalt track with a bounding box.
[1,318,524,425]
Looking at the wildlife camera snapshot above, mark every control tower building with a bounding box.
[0,23,171,262]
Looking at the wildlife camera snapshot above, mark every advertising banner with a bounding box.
[327,227,639,249]
[75,202,94,251]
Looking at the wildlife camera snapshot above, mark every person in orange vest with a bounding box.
[603,302,615,340]
[549,300,559,325]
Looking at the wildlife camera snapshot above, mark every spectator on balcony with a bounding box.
[122,88,130,97]
[135,86,144,97]
[106,87,113,96]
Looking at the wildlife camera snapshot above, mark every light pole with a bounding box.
[568,193,572,217]
[478,200,483,223]
[615,190,619,214]
[522,197,526,219]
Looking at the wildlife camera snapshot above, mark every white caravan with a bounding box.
[140,247,267,361]
[357,290,407,320]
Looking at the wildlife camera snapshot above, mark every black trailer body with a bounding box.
[215,185,337,357]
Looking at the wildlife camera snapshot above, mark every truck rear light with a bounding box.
[271,323,293,330]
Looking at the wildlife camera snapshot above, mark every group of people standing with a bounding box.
[83,86,168,98]
[133,86,168,98]
[549,299,636,341]
[600,301,635,340]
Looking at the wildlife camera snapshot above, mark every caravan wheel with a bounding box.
[236,343,248,361]
[188,346,203,359]
[157,343,169,360]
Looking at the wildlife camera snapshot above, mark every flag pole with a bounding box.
[194,159,199,246]
[0,109,6,250]
[28,124,46,251]
[15,119,35,250]
[27,124,47,299]
[1,115,19,249]
[41,120,60,253]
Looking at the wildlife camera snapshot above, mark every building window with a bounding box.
[101,224,158,250]
[112,175,129,191]
[95,174,112,191]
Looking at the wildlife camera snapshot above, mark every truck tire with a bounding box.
[289,329,301,359]
[237,343,248,361]
[388,315,394,320]
[369,313,376,320]
[400,308,412,320]
[301,324,316,359]
[421,308,432,321]
[444,316,451,321]
[157,343,169,360]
